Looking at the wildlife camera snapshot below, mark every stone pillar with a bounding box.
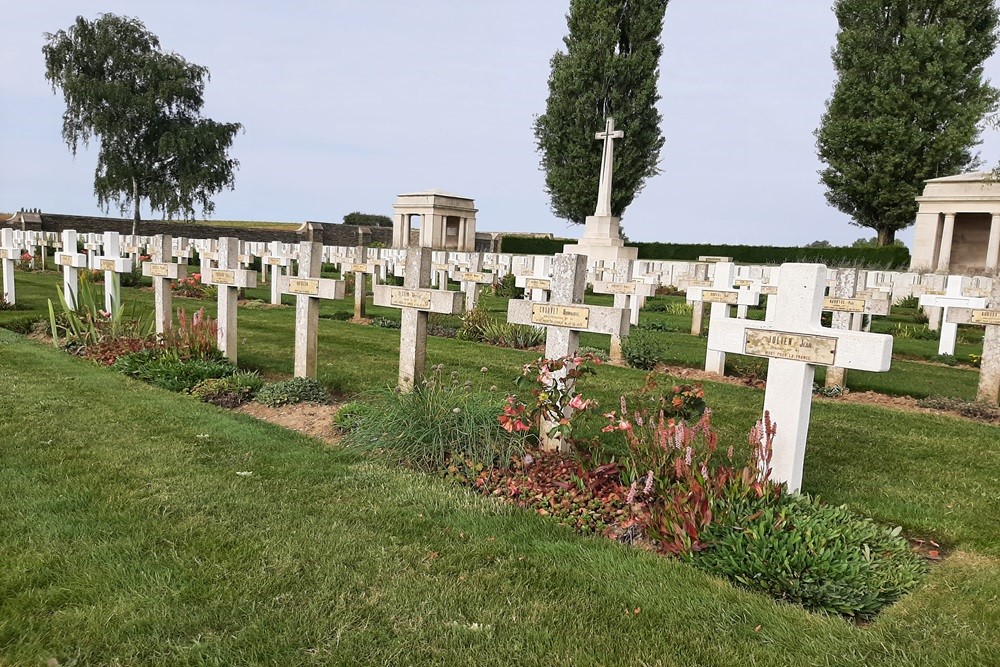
[936,213,956,273]
[986,213,1000,274]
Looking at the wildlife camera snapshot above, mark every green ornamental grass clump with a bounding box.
[256,377,330,408]
[112,349,237,393]
[621,328,664,370]
[694,492,926,619]
[192,370,265,408]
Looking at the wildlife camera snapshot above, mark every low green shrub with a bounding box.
[457,306,491,341]
[929,353,958,366]
[370,316,400,329]
[694,493,926,619]
[894,294,919,309]
[119,266,144,288]
[578,346,609,362]
[112,349,237,393]
[192,370,265,408]
[0,315,39,334]
[480,319,545,349]
[319,310,353,321]
[493,273,522,299]
[621,329,664,370]
[0,297,26,311]
[342,365,529,470]
[256,377,330,407]
[916,396,1000,420]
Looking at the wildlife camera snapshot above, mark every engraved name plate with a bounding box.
[733,279,753,287]
[688,279,713,287]
[99,259,117,271]
[744,330,838,365]
[211,269,236,285]
[702,290,738,304]
[823,297,865,313]
[390,288,431,309]
[288,278,319,295]
[971,309,1000,326]
[606,283,636,294]
[761,285,779,295]
[59,254,74,267]
[524,278,551,290]
[461,272,487,283]
[147,263,170,277]
[351,263,370,273]
[531,304,590,329]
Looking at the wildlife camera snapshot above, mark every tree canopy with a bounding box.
[815,0,999,245]
[43,14,242,234]
[534,0,668,225]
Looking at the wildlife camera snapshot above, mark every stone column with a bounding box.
[986,213,1000,274]
[936,213,956,273]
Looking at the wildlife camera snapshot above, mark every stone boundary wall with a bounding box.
[1,212,394,247]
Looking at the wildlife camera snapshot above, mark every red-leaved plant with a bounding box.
[160,307,219,360]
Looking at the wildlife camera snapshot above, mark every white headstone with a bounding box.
[202,237,258,363]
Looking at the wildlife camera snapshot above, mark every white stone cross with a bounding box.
[945,280,1000,405]
[276,241,346,379]
[594,117,624,218]
[373,246,464,391]
[350,245,376,319]
[142,234,188,335]
[458,252,494,312]
[822,269,890,388]
[0,228,19,304]
[591,259,657,361]
[678,263,711,335]
[94,231,134,313]
[514,257,554,302]
[53,230,88,308]
[919,276,987,355]
[202,237,258,363]
[708,264,893,493]
[262,241,293,305]
[687,262,761,375]
[507,253,629,451]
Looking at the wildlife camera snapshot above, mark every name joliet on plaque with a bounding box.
[702,290,739,304]
[530,304,590,329]
[743,329,838,365]
[288,278,320,296]
[390,288,431,309]
[823,297,865,313]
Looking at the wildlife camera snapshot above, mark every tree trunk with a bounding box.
[131,178,141,238]
[877,227,895,246]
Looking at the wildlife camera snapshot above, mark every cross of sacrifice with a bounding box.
[508,253,630,451]
[945,279,1000,405]
[591,259,657,362]
[458,252,495,312]
[53,230,89,308]
[708,263,893,493]
[94,231,134,313]
[373,246,464,391]
[0,228,19,304]
[919,276,987,356]
[273,241,346,379]
[142,234,188,335]
[686,261,761,375]
[594,117,624,218]
[822,268,890,388]
[201,237,258,363]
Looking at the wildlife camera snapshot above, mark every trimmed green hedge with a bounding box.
[499,236,910,269]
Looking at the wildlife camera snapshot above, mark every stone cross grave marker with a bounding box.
[262,242,293,305]
[350,245,377,319]
[458,252,494,312]
[275,241,346,379]
[202,237,257,363]
[595,118,624,218]
[94,231,134,313]
[514,257,553,302]
[919,276,986,356]
[53,230,88,308]
[708,263,893,493]
[0,228,18,304]
[946,279,1000,404]
[591,259,657,362]
[823,268,890,388]
[508,253,629,450]
[373,246,464,391]
[142,234,187,335]
[686,261,761,375]
[678,263,712,335]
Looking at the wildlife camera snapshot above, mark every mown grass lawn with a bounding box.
[1,267,999,665]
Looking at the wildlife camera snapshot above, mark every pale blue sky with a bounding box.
[3,1,1000,248]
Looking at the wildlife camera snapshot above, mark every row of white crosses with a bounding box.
[0,228,18,303]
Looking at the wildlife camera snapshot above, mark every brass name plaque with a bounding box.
[971,309,1000,326]
[606,283,636,295]
[688,279,713,287]
[211,269,236,285]
[698,256,730,263]
[288,278,319,296]
[461,272,487,283]
[702,290,738,304]
[59,254,74,267]
[351,263,370,273]
[525,278,551,290]
[99,259,117,271]
[744,329,838,365]
[0,249,11,260]
[433,263,450,271]
[733,279,753,287]
[924,289,945,296]
[390,288,431,309]
[147,263,170,277]
[964,289,990,298]
[266,257,283,266]
[761,285,779,295]
[823,297,865,313]
[531,304,590,329]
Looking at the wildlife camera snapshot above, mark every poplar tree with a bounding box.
[534,0,668,225]
[43,14,242,236]
[816,0,999,245]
